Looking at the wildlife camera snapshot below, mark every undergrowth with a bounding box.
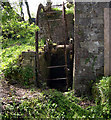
[2,89,89,119]
[89,76,111,118]
[1,80,111,119]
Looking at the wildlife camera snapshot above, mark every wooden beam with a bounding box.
[104,8,111,76]
[47,65,67,69]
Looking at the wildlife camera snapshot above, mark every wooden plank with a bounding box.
[62,2,69,90]
[47,65,67,69]
[104,8,111,76]
[46,78,67,81]
[47,19,61,22]
[46,11,59,14]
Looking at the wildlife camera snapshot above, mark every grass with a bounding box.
[1,89,90,119]
[1,37,35,72]
[2,85,111,119]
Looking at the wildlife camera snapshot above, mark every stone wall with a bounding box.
[19,51,49,87]
[74,2,110,95]
[19,51,36,84]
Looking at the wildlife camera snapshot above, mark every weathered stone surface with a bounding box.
[73,2,109,96]
[19,51,48,87]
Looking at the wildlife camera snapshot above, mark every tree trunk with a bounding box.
[24,0,32,24]
[19,2,24,21]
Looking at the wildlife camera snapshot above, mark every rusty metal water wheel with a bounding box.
[35,3,69,90]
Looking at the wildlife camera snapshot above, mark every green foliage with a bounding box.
[97,77,110,104]
[1,38,35,85]
[3,65,34,86]
[1,43,35,71]
[89,76,111,118]
[66,6,74,14]
[96,77,110,118]
[92,77,110,106]
[1,4,39,46]
[1,19,39,40]
[2,89,91,119]
[43,89,90,119]
[64,90,81,104]
[2,85,110,119]
[52,8,61,12]
[1,4,38,77]
[21,66,34,85]
[2,5,19,24]
[52,5,74,15]
[38,38,46,47]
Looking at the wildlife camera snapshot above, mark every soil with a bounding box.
[0,78,42,111]
[0,78,95,111]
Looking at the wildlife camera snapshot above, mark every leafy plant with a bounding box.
[2,85,111,119]
[66,6,74,14]
[90,76,111,118]
[3,64,34,86]
[42,89,90,119]
[2,89,91,119]
[2,4,39,37]
[1,3,39,78]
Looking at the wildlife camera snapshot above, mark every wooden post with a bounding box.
[72,0,75,90]
[104,8,111,76]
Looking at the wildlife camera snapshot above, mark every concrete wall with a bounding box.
[74,2,109,95]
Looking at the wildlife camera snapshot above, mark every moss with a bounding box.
[78,30,83,35]
[76,9,82,14]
